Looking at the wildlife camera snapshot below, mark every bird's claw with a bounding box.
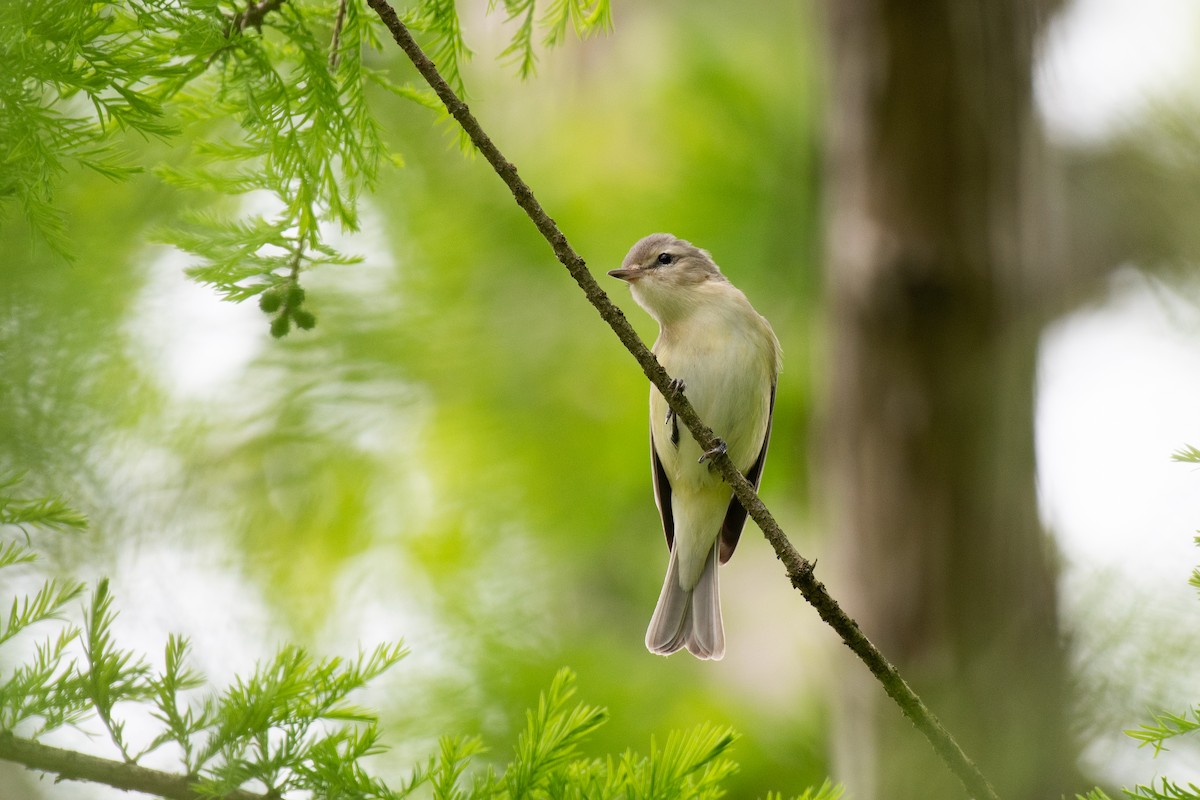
[698,439,727,464]
[664,378,686,426]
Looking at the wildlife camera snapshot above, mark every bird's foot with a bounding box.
[664,378,686,426]
[698,439,727,465]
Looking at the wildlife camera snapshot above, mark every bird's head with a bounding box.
[607,233,726,323]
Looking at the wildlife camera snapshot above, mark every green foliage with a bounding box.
[0,474,89,735]
[4,0,616,335]
[1075,788,1200,800]
[1078,474,1200,800]
[1127,708,1200,756]
[188,642,408,797]
[1117,706,1200,798]
[406,0,472,94]
[1177,446,1200,596]
[765,781,844,800]
[0,476,836,799]
[0,475,413,794]
[82,579,156,761]
[619,723,738,798]
[494,0,613,78]
[145,635,208,772]
[1124,781,1200,800]
[504,667,609,797]
[154,0,399,334]
[3,1,829,796]
[0,473,89,534]
[0,0,185,256]
[1171,444,1200,463]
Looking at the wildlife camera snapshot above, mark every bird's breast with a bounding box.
[650,319,773,493]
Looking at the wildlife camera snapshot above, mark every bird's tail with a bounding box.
[645,541,724,660]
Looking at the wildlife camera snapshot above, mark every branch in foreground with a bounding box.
[361,5,1002,800]
[0,733,264,800]
[227,0,286,34]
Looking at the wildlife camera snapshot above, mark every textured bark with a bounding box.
[822,1,1073,798]
[0,733,264,800]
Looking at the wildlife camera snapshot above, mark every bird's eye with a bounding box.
[656,252,673,266]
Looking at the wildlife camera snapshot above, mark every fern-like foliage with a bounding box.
[1180,446,1200,596]
[495,0,612,78]
[1114,710,1200,798]
[1171,445,1200,464]
[0,474,89,735]
[153,0,405,337]
[406,0,473,94]
[1075,457,1200,800]
[1127,708,1200,756]
[0,0,185,256]
[1128,781,1200,800]
[1079,786,1200,800]
[504,667,609,797]
[0,473,89,534]
[82,579,156,761]
[767,782,844,800]
[0,475,838,799]
[5,0,615,336]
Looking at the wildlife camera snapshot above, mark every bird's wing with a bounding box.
[651,428,675,552]
[717,381,776,564]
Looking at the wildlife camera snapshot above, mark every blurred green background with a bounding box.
[6,0,1200,797]
[1,1,828,796]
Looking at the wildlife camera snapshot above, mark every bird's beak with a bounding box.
[607,267,638,282]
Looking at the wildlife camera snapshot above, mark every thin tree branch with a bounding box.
[329,0,349,68]
[362,4,1002,800]
[226,0,287,36]
[0,732,265,800]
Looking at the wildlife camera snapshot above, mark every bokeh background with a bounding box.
[3,0,1200,797]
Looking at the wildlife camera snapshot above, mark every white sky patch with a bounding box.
[107,539,279,687]
[1037,269,1200,580]
[1036,0,1200,142]
[126,196,398,405]
[1038,269,1200,785]
[127,245,264,401]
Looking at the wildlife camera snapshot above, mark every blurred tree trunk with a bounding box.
[821,1,1074,798]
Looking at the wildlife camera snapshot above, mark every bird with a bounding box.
[608,233,780,660]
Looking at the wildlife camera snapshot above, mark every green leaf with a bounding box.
[0,0,190,255]
[430,735,485,800]
[0,623,88,734]
[1126,707,1200,755]
[505,667,609,798]
[1173,444,1200,463]
[1125,779,1200,800]
[621,721,739,800]
[0,473,89,531]
[82,579,153,760]
[0,577,86,648]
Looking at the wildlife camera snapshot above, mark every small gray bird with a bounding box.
[608,234,780,660]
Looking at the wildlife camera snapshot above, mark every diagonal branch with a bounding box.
[0,733,265,800]
[329,0,349,68]
[362,4,1002,800]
